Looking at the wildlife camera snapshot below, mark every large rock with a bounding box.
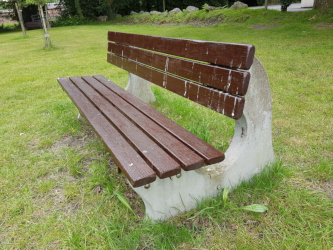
[230,1,248,10]
[116,14,122,18]
[205,4,218,11]
[150,11,161,15]
[185,6,199,12]
[97,16,107,21]
[130,11,138,15]
[168,8,182,17]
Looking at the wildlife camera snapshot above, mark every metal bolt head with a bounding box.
[176,173,181,178]
[144,184,150,189]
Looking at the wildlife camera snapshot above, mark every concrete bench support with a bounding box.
[128,56,275,220]
[125,73,156,104]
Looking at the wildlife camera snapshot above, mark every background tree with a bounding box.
[15,1,26,36]
[313,0,333,8]
[279,0,292,11]
[25,0,52,47]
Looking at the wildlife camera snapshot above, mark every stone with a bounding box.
[130,57,275,221]
[96,16,107,21]
[150,11,161,15]
[205,4,218,11]
[185,6,199,12]
[130,11,138,15]
[139,11,150,15]
[116,14,122,18]
[125,73,156,104]
[230,1,248,10]
[168,8,182,17]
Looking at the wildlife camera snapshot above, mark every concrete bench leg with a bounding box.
[125,72,156,104]
[77,113,85,121]
[129,57,275,221]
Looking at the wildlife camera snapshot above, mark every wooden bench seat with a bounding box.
[58,75,224,187]
[57,31,275,220]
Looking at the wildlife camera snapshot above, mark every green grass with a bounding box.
[1,8,332,249]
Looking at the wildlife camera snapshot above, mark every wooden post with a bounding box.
[39,4,52,47]
[15,2,26,36]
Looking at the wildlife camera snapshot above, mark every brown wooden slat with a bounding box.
[108,31,255,70]
[80,75,205,171]
[93,75,225,165]
[69,76,181,178]
[107,53,245,120]
[108,43,250,96]
[57,77,156,187]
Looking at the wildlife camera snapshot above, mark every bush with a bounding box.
[58,0,110,19]
[52,15,93,27]
[280,0,292,10]
[0,23,19,33]
[257,0,265,6]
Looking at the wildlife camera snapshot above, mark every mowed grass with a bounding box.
[0,8,332,249]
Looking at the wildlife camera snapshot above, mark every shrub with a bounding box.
[280,0,292,10]
[52,15,92,27]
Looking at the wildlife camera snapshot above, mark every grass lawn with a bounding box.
[0,8,332,249]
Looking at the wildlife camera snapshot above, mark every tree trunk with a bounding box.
[15,2,26,36]
[39,4,52,48]
[314,0,333,8]
[264,0,268,10]
[281,5,287,11]
[108,0,115,18]
[163,0,165,12]
[74,0,84,18]
[44,4,51,29]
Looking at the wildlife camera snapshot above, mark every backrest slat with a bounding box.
[107,53,245,120]
[108,42,250,96]
[108,31,255,70]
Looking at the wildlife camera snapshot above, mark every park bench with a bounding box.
[57,31,274,220]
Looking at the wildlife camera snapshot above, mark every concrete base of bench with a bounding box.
[125,73,156,103]
[127,56,275,221]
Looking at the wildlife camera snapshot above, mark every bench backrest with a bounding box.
[107,31,255,120]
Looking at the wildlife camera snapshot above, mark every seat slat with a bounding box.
[93,75,225,165]
[108,31,255,70]
[80,76,205,171]
[108,42,250,96]
[57,77,156,187]
[69,76,181,178]
[107,53,245,120]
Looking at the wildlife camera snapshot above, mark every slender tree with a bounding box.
[15,1,27,36]
[25,0,52,47]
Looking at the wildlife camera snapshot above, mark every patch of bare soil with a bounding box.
[288,174,333,199]
[306,180,333,199]
[51,130,96,152]
[315,23,333,29]
[32,170,81,218]
[251,24,280,30]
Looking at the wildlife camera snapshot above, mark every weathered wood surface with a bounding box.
[108,42,250,96]
[78,75,205,171]
[69,76,182,177]
[57,77,156,187]
[93,75,225,165]
[107,53,245,120]
[108,31,255,70]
